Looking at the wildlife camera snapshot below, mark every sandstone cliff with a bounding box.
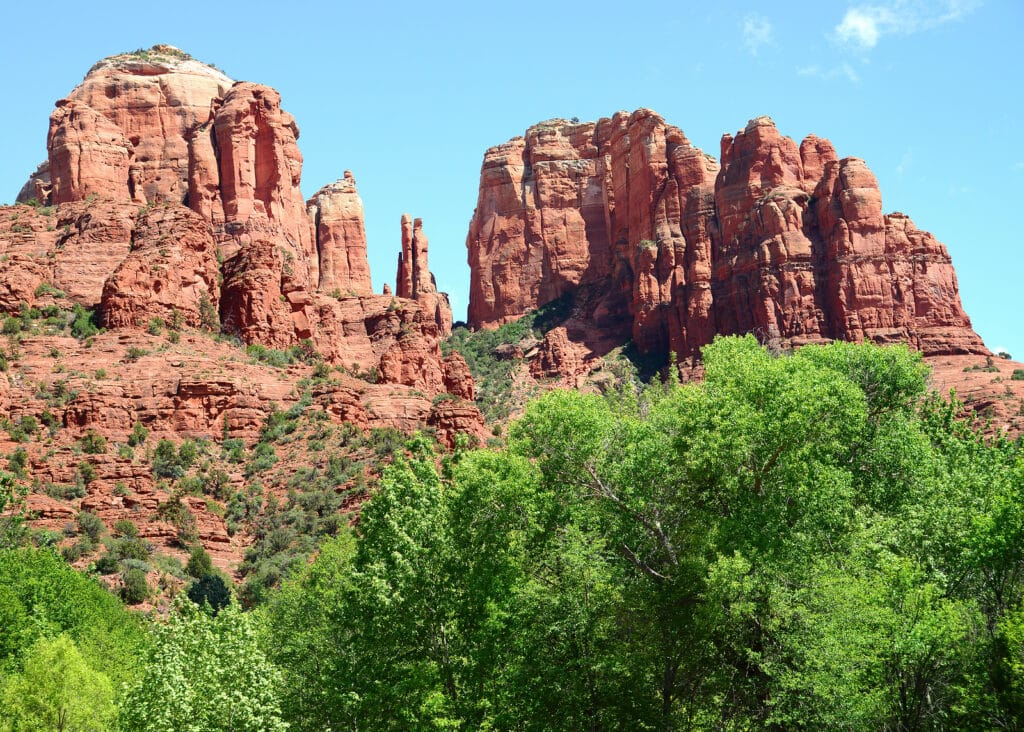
[1,46,483,581]
[17,46,467,402]
[466,110,986,367]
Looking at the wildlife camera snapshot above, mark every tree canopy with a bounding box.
[264,336,1024,729]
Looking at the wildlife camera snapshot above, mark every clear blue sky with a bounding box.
[1,1,1020,357]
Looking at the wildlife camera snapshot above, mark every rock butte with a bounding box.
[2,46,483,580]
[15,45,470,409]
[466,110,988,380]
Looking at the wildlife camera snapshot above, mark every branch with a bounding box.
[586,463,679,568]
[619,543,669,582]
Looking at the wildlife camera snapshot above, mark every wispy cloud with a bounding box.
[743,14,774,55]
[796,63,860,83]
[895,150,913,176]
[834,0,980,50]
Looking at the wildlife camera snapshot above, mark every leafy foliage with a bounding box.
[0,547,147,686]
[0,635,115,732]
[187,574,232,615]
[119,599,287,731]
[265,337,1024,729]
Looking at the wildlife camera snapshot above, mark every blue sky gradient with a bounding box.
[1,1,1020,357]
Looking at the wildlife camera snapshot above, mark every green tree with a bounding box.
[0,547,147,687]
[0,634,114,732]
[187,574,232,615]
[120,598,286,732]
[262,336,1020,729]
[0,471,27,549]
[185,544,214,579]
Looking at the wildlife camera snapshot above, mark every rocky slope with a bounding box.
[3,46,483,595]
[466,110,987,378]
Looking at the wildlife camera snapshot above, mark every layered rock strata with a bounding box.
[307,172,373,296]
[10,46,473,429]
[467,111,986,361]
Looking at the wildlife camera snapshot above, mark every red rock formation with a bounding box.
[428,401,488,449]
[714,117,984,355]
[466,110,720,360]
[467,111,986,361]
[466,121,600,330]
[99,204,220,329]
[442,352,475,401]
[0,201,137,311]
[307,172,373,296]
[396,214,453,336]
[41,46,233,205]
[47,101,132,204]
[16,161,52,205]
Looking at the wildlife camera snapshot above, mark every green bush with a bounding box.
[113,536,152,561]
[45,483,86,500]
[186,544,214,579]
[151,553,185,579]
[121,567,149,604]
[221,437,245,463]
[93,552,119,575]
[156,497,198,546]
[246,344,295,368]
[1012,369,1024,381]
[168,308,185,331]
[7,448,28,477]
[18,415,38,437]
[76,511,105,543]
[187,573,232,614]
[152,439,184,479]
[245,442,278,476]
[69,304,100,340]
[198,294,219,331]
[77,461,97,485]
[113,519,138,538]
[33,282,66,298]
[128,421,148,447]
[78,430,107,454]
[39,410,59,432]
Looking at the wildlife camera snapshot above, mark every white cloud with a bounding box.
[895,149,913,176]
[834,0,980,50]
[837,7,889,48]
[796,64,860,83]
[743,14,774,55]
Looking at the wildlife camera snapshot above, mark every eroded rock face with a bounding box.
[13,46,475,414]
[100,204,220,329]
[0,200,137,310]
[467,111,986,361]
[307,172,373,296]
[397,214,453,336]
[47,101,132,204]
[713,118,984,355]
[42,46,233,205]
